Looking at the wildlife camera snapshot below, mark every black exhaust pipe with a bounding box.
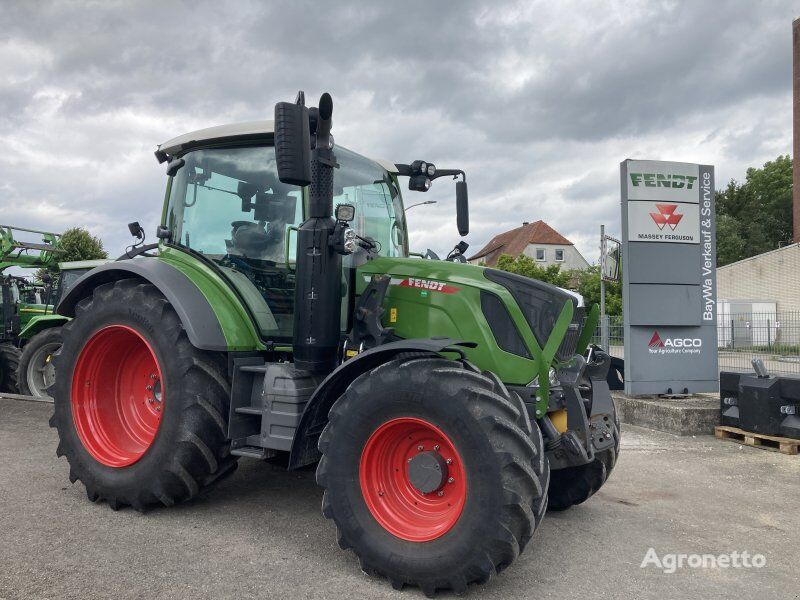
[275,92,341,373]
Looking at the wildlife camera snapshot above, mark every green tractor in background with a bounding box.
[0,225,104,397]
[0,225,61,392]
[50,93,620,595]
[16,260,109,397]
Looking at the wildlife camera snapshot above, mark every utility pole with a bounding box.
[793,18,800,242]
[600,224,609,350]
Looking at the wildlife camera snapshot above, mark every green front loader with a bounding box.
[0,225,61,392]
[51,92,620,595]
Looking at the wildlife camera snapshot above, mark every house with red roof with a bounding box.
[467,220,590,270]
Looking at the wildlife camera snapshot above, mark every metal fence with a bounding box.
[591,312,800,375]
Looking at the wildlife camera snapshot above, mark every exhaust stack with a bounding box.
[275,92,341,373]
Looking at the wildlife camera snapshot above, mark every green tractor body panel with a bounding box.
[357,258,540,384]
[17,302,49,331]
[157,247,265,351]
[357,257,583,415]
[18,314,69,340]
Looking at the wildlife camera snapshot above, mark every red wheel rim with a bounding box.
[71,325,164,467]
[359,417,467,542]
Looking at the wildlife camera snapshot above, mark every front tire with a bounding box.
[51,279,237,510]
[18,327,62,398]
[547,405,620,511]
[0,343,21,393]
[317,356,549,596]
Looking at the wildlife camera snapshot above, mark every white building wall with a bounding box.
[717,244,800,313]
[717,244,800,345]
[521,244,589,270]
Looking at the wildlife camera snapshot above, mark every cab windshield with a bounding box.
[165,144,407,341]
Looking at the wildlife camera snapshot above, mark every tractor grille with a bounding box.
[484,269,582,360]
[556,307,584,362]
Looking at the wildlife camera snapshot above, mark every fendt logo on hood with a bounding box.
[398,278,460,294]
[648,331,702,355]
[649,204,683,231]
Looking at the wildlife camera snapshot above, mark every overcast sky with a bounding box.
[0,0,796,263]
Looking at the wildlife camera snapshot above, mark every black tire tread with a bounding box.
[0,343,21,393]
[317,356,549,596]
[547,407,620,511]
[50,279,237,510]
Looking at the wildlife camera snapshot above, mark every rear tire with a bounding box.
[51,279,237,510]
[0,343,21,393]
[547,406,620,511]
[317,356,549,596]
[18,327,62,397]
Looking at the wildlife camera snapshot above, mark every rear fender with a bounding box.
[56,258,244,351]
[287,338,476,469]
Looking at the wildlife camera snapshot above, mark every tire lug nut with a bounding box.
[437,491,444,497]
[446,458,452,465]
[417,445,423,451]
[433,444,440,451]
[146,385,153,391]
[448,477,454,484]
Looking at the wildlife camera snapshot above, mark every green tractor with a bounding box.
[50,93,620,595]
[0,225,61,392]
[16,260,109,397]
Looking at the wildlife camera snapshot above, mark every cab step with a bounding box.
[230,446,274,459]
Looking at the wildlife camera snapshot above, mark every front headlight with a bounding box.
[528,367,560,388]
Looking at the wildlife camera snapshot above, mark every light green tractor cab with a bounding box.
[50,93,619,595]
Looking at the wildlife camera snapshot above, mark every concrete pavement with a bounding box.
[1,397,798,600]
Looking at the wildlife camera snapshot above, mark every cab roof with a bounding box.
[158,120,398,173]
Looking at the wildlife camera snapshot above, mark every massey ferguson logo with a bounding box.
[648,331,702,355]
[649,204,683,230]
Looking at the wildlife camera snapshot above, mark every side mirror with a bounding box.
[166,158,185,177]
[601,236,621,282]
[456,180,469,236]
[274,94,311,186]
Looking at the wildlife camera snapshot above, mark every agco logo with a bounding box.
[648,331,702,355]
[649,204,683,230]
[630,173,698,189]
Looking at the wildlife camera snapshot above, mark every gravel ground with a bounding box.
[1,397,798,600]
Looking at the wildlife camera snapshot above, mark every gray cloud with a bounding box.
[0,0,795,263]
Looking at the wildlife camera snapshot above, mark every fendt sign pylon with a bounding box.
[621,159,718,395]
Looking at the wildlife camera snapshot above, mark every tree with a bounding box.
[716,155,793,266]
[36,227,108,280]
[493,254,622,315]
[494,254,570,287]
[572,265,622,316]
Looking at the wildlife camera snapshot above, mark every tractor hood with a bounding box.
[357,257,585,385]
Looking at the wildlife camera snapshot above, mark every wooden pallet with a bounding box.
[715,425,800,455]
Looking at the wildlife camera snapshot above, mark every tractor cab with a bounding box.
[159,123,411,343]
